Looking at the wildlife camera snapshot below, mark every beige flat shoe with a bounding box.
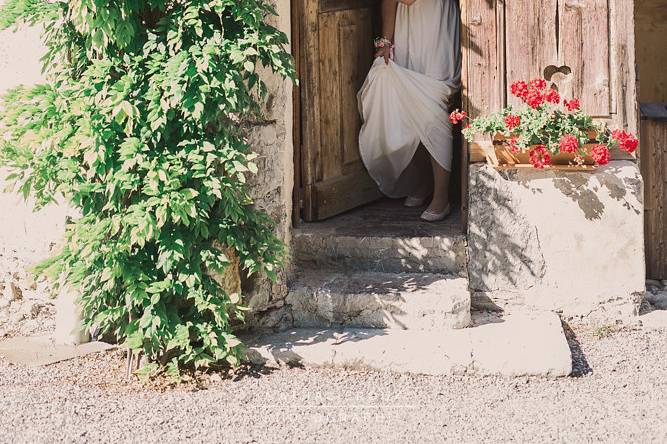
[420,204,452,222]
[404,196,428,208]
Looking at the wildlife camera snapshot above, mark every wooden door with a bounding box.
[463,0,637,162]
[295,0,382,222]
[640,105,667,280]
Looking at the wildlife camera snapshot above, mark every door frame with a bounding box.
[291,0,470,230]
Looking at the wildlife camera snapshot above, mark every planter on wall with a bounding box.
[481,133,598,171]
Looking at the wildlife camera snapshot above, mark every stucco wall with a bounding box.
[635,0,667,102]
[0,1,295,332]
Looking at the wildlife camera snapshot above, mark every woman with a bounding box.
[358,0,461,221]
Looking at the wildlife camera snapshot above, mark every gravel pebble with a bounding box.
[0,321,665,443]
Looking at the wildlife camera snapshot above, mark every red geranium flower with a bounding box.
[545,89,561,104]
[508,136,520,154]
[530,78,547,90]
[591,144,610,165]
[612,130,639,153]
[529,145,551,169]
[525,88,545,109]
[449,110,467,125]
[511,80,529,100]
[564,98,581,112]
[504,114,521,131]
[559,134,579,153]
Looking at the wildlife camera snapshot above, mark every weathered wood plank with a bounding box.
[299,0,323,220]
[640,117,667,279]
[559,0,611,117]
[318,8,375,179]
[463,0,503,167]
[463,0,503,118]
[460,0,470,227]
[339,12,373,167]
[609,0,639,134]
[312,165,383,220]
[292,0,303,225]
[505,0,558,107]
[318,11,344,181]
[319,0,376,13]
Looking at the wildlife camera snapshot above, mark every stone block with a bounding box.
[53,282,89,346]
[243,311,572,377]
[468,161,645,321]
[287,270,471,330]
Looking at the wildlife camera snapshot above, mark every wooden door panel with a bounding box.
[559,0,611,117]
[318,11,344,181]
[340,19,370,167]
[462,0,503,118]
[462,0,503,163]
[299,0,381,221]
[319,8,373,180]
[505,0,558,107]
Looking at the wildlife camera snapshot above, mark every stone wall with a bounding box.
[468,162,646,323]
[241,0,295,330]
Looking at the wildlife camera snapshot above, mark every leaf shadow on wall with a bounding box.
[510,165,643,222]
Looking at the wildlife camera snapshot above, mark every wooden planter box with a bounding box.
[481,133,598,171]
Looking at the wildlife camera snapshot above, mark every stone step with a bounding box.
[286,270,471,330]
[293,198,467,275]
[293,226,467,275]
[242,312,573,377]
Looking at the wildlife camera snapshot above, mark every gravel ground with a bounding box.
[0,320,665,444]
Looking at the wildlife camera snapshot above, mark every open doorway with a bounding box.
[291,0,466,228]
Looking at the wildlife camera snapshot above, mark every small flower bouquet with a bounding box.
[450,78,639,169]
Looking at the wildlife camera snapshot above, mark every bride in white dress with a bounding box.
[358,0,461,221]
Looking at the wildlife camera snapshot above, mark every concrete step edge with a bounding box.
[286,270,472,330]
[242,312,573,377]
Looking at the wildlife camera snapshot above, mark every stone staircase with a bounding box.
[289,200,471,330]
[246,200,573,377]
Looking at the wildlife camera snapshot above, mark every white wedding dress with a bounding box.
[358,0,461,198]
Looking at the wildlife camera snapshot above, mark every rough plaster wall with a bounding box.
[0,1,295,332]
[635,0,667,102]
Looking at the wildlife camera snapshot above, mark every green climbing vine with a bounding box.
[0,0,295,377]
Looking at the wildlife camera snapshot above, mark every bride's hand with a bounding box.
[375,45,391,65]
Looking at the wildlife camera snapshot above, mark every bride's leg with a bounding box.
[427,155,450,213]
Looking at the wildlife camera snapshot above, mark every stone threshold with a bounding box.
[242,311,573,378]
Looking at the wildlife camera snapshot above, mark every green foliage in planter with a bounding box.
[0,0,295,373]
[461,105,598,152]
